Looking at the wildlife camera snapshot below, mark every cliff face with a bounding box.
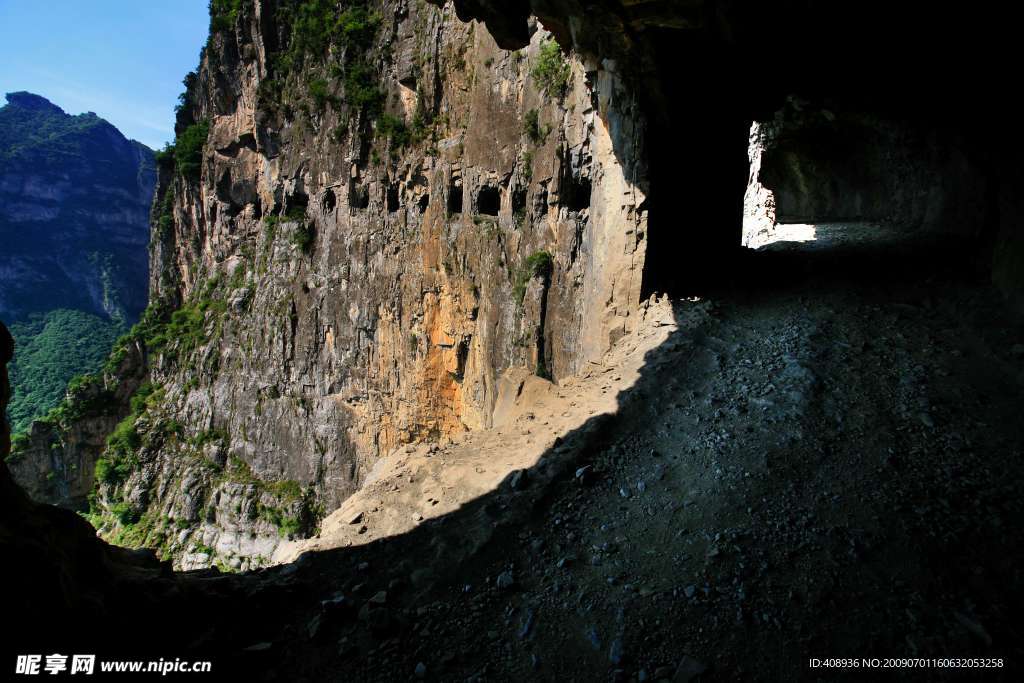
[0,92,154,322]
[12,0,1024,574]
[77,0,648,570]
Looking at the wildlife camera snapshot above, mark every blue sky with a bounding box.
[0,1,209,150]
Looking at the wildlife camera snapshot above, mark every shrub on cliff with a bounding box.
[524,109,548,144]
[174,120,209,180]
[532,40,570,99]
[307,78,332,111]
[290,223,315,254]
[209,0,243,33]
[513,251,554,303]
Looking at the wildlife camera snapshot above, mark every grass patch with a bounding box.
[513,251,554,303]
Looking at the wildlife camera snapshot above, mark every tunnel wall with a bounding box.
[755,102,989,235]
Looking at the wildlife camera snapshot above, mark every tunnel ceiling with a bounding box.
[428,0,1016,125]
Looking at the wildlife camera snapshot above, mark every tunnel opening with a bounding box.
[558,165,592,212]
[386,182,401,213]
[349,182,370,210]
[321,188,337,214]
[447,177,463,215]
[477,185,500,216]
[738,100,996,286]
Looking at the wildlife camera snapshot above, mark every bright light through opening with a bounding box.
[741,122,820,249]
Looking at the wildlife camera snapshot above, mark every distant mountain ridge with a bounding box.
[0,91,154,322]
[0,91,155,433]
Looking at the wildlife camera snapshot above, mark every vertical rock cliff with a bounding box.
[10,0,1024,576]
[68,0,649,569]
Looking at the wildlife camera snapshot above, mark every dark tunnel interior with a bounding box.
[637,1,1021,299]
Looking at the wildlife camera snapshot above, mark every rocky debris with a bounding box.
[495,570,515,590]
[267,263,1020,682]
[673,656,707,682]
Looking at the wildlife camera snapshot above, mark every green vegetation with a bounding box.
[0,92,112,169]
[375,106,437,155]
[153,119,209,181]
[155,184,176,239]
[110,501,140,525]
[229,263,247,289]
[173,120,210,180]
[190,427,229,449]
[524,109,548,144]
[93,382,161,487]
[531,40,570,99]
[209,0,244,33]
[290,223,315,254]
[6,310,126,434]
[342,61,384,113]
[307,77,332,110]
[513,250,554,303]
[145,298,222,358]
[280,1,379,67]
[219,454,308,537]
[377,114,411,148]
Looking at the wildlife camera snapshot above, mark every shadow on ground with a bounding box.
[4,231,1023,681]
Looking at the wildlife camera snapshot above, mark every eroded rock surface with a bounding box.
[35,0,651,569]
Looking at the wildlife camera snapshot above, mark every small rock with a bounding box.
[414,662,427,679]
[348,511,363,525]
[510,470,526,490]
[369,590,387,605]
[673,655,707,682]
[306,614,322,639]
[242,642,272,652]
[496,570,514,590]
[684,585,696,599]
[609,638,625,665]
[519,608,535,639]
[320,593,350,613]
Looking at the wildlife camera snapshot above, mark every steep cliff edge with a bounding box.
[63,0,649,570]
[2,1,1023,678]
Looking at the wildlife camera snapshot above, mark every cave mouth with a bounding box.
[738,106,996,287]
[477,185,500,216]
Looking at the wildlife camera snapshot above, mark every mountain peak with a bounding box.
[4,92,66,115]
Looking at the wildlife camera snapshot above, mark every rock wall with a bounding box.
[9,0,1024,574]
[67,0,649,570]
[752,99,989,234]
